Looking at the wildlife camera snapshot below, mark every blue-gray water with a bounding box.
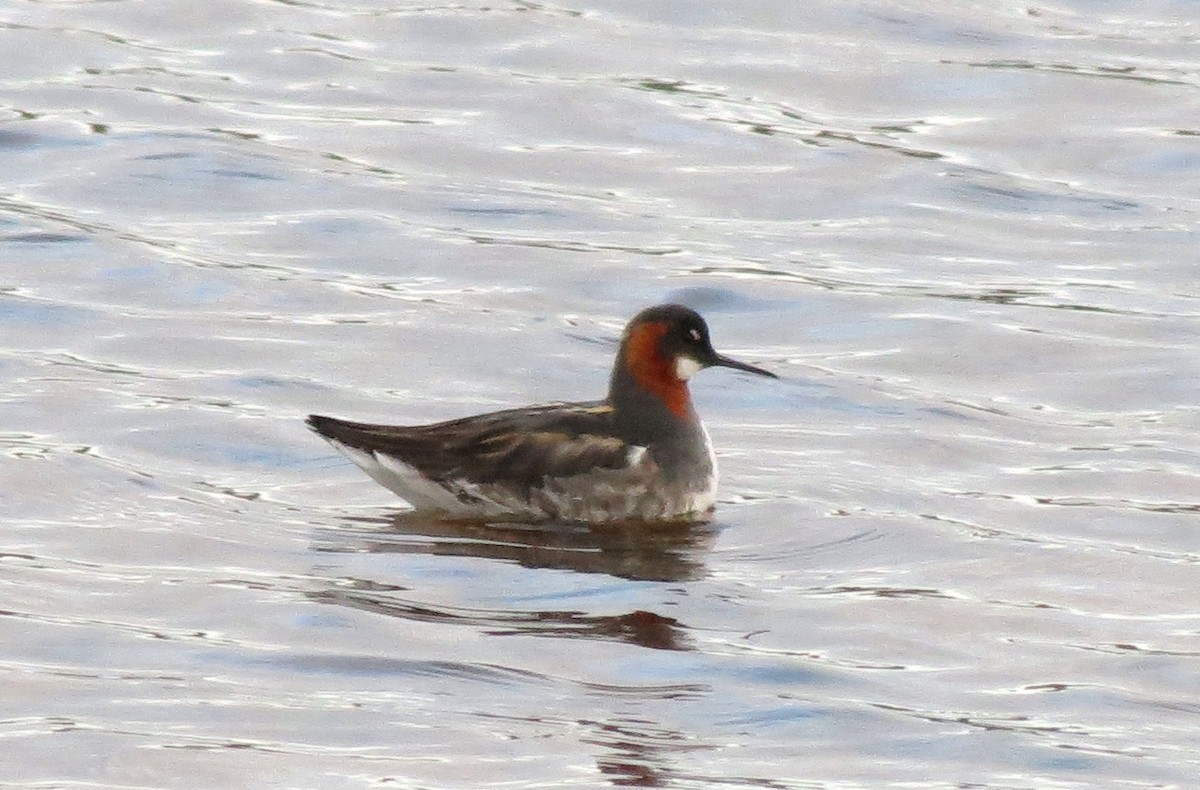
[3,1,1198,788]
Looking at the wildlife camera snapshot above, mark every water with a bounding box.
[3,1,1198,787]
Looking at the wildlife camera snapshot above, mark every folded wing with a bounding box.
[307,402,638,495]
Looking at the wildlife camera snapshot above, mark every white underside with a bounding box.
[323,432,718,523]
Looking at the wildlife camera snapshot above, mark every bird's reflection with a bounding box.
[313,510,717,583]
[585,716,713,788]
[307,510,718,651]
[311,585,694,652]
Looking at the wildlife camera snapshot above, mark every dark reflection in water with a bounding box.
[585,717,711,788]
[472,712,747,789]
[308,511,716,651]
[310,585,694,652]
[583,716,796,789]
[313,511,717,582]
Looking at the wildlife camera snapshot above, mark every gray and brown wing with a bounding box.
[307,402,637,493]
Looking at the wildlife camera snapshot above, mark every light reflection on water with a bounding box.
[3,0,1199,787]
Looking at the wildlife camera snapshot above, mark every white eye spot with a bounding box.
[688,328,701,342]
[675,356,703,381]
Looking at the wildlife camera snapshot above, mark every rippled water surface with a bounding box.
[3,1,1199,787]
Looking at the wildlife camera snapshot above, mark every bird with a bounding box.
[307,304,777,524]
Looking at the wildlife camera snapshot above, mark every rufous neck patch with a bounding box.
[623,321,693,419]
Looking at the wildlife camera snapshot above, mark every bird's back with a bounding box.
[307,401,716,522]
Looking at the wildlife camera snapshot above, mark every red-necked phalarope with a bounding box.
[307,304,776,523]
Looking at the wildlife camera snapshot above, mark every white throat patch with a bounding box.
[674,356,703,381]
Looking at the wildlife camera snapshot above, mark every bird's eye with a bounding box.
[688,328,701,342]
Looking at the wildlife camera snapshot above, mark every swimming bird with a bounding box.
[307,304,776,523]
